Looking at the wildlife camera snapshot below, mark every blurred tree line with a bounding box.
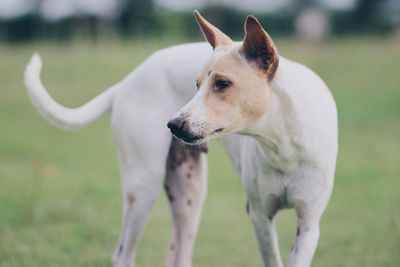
[0,0,399,43]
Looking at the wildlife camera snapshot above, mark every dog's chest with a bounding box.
[236,137,305,209]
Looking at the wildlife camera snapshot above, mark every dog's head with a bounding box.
[168,11,279,144]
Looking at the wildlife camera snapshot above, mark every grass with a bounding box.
[0,37,399,267]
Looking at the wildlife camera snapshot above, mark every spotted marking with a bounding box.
[117,244,123,256]
[127,193,135,204]
[164,184,175,202]
[166,137,208,172]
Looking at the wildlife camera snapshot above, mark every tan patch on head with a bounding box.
[196,44,271,134]
[175,14,279,142]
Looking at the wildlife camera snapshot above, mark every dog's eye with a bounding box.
[214,79,232,92]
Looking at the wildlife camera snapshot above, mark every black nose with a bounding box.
[167,117,189,138]
[167,117,204,143]
[167,117,186,133]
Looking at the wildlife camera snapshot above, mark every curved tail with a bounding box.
[24,53,119,130]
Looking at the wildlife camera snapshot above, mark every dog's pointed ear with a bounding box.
[194,10,232,49]
[241,16,279,80]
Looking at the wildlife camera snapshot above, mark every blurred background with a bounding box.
[0,0,400,42]
[0,0,400,267]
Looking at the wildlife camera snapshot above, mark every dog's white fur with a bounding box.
[25,43,212,267]
[24,14,337,267]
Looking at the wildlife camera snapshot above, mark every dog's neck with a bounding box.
[241,67,303,172]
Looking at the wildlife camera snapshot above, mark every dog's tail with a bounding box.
[24,53,118,130]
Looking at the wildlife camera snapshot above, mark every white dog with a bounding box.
[24,11,337,267]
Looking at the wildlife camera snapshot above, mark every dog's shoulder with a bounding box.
[273,57,338,166]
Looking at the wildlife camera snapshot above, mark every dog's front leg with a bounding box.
[287,170,334,267]
[287,200,325,267]
[287,217,320,267]
[164,140,208,267]
[248,204,284,267]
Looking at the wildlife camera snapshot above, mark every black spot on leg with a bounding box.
[165,137,208,206]
[118,244,123,256]
[267,210,278,221]
[166,138,207,175]
[164,184,175,202]
[296,226,300,237]
[291,244,298,253]
[177,159,184,166]
[246,201,250,214]
[188,143,208,155]
[290,243,299,254]
[187,199,192,206]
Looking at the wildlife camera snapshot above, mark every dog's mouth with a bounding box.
[184,128,225,144]
[170,127,225,145]
[183,128,225,144]
[172,133,205,145]
[212,128,224,134]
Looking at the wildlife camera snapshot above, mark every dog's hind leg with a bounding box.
[111,132,171,267]
[112,163,166,267]
[163,138,208,267]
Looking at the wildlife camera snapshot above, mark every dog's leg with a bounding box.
[112,162,166,267]
[287,193,331,267]
[248,204,284,267]
[111,127,172,267]
[287,171,334,267]
[164,139,207,267]
[286,212,321,267]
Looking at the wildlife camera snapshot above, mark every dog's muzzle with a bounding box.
[167,117,203,143]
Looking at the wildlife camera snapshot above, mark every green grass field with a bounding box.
[0,37,399,267]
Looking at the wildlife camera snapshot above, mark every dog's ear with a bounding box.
[194,10,232,49]
[241,16,279,80]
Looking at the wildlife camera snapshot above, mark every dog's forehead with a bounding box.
[210,44,242,70]
[198,43,246,79]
